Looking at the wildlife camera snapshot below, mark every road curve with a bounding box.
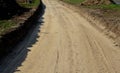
[1,0,120,73]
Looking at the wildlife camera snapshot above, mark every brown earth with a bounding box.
[61,0,120,46]
[82,0,111,5]
[82,8,120,45]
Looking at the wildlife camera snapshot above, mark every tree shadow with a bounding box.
[0,3,46,73]
[0,0,31,20]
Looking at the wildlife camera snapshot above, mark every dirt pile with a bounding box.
[82,0,111,5]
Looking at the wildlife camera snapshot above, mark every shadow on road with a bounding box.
[0,3,46,73]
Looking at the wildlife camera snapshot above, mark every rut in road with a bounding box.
[1,0,120,73]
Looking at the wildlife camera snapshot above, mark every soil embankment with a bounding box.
[81,8,120,46]
[0,0,44,59]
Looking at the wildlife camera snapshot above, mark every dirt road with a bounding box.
[1,0,120,73]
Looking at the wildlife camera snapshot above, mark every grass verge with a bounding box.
[0,0,40,35]
[0,20,16,35]
[62,0,120,10]
[86,4,120,10]
[19,0,40,8]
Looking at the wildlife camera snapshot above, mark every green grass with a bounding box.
[0,20,16,34]
[86,4,120,10]
[19,0,40,8]
[63,0,120,10]
[63,0,84,4]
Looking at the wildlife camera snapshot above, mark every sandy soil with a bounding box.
[1,0,120,73]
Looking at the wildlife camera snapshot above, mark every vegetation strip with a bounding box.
[19,0,40,8]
